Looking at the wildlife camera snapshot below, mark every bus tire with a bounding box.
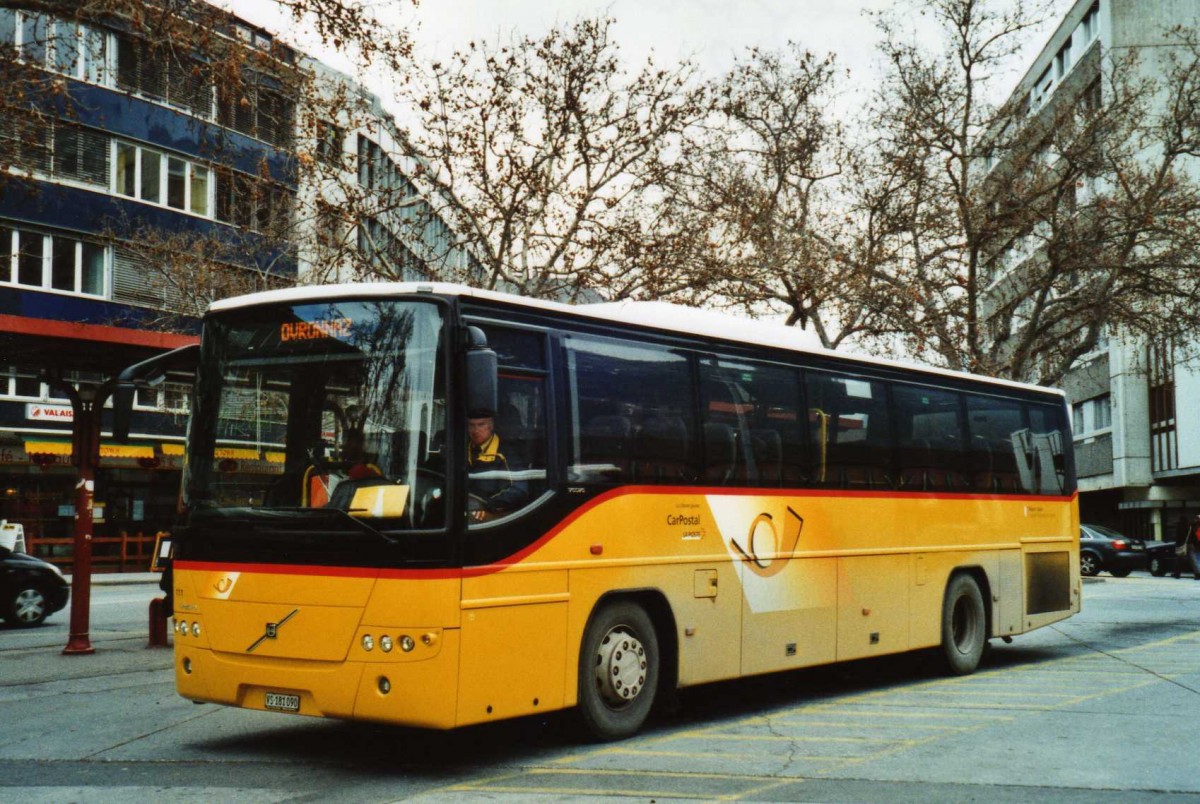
[577,600,659,741]
[940,573,986,676]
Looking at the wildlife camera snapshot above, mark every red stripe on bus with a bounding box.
[173,487,1075,582]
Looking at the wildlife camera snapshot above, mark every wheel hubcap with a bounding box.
[594,626,647,707]
[14,589,46,624]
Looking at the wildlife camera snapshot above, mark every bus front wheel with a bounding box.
[578,600,659,741]
[940,574,986,675]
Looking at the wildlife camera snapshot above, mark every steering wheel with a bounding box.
[409,467,445,527]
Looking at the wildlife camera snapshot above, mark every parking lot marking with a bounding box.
[447,766,792,800]
[433,628,1200,800]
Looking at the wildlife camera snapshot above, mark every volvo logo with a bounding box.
[246,609,299,653]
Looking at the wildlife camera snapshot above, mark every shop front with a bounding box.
[0,437,186,573]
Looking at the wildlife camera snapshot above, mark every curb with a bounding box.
[65,573,162,586]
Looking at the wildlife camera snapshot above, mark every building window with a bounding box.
[116,34,212,118]
[1149,338,1177,473]
[0,113,52,175]
[1073,394,1112,439]
[1082,2,1100,42]
[316,120,344,167]
[53,124,109,186]
[135,383,191,413]
[190,164,209,216]
[358,216,428,279]
[1055,36,1072,79]
[0,227,108,297]
[0,10,13,47]
[1030,66,1054,111]
[213,168,293,233]
[0,115,108,186]
[216,73,294,149]
[0,12,110,85]
[140,147,162,203]
[167,156,186,209]
[0,367,45,400]
[18,11,47,65]
[112,140,213,216]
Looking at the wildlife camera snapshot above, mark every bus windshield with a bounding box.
[186,299,447,536]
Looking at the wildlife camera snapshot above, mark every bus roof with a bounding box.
[208,281,1063,397]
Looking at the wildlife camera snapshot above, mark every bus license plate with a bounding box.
[264,692,300,712]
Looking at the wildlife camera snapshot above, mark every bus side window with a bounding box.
[965,394,1027,493]
[892,384,966,492]
[469,325,549,523]
[1026,403,1070,494]
[700,358,802,488]
[565,336,695,485]
[805,372,894,490]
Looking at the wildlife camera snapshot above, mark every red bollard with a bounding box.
[148,596,170,648]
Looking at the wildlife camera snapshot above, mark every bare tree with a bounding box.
[394,16,710,301]
[859,0,1058,375]
[663,44,900,349]
[864,0,1200,385]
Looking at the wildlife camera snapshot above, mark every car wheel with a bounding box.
[1080,552,1100,576]
[940,573,987,676]
[1109,568,1132,578]
[577,600,659,741]
[8,585,49,627]
[1150,556,1167,577]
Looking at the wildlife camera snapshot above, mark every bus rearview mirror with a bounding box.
[112,343,201,442]
[466,347,498,417]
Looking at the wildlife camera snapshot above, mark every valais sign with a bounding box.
[26,404,74,422]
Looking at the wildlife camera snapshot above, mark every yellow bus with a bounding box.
[119,283,1078,740]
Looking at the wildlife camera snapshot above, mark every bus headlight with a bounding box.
[362,634,375,651]
[380,635,393,653]
[400,635,415,652]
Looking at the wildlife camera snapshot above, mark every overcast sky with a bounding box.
[226,0,1075,112]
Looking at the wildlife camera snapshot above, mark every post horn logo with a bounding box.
[731,506,803,578]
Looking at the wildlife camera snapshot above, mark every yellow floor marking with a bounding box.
[431,628,1200,801]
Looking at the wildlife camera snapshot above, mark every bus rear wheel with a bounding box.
[578,600,659,741]
[940,574,986,675]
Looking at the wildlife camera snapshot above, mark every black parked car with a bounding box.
[1079,524,1146,577]
[0,546,70,627]
[1146,541,1179,577]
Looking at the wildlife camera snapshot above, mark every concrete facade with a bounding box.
[981,0,1200,539]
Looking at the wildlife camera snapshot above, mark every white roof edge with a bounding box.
[208,282,1062,397]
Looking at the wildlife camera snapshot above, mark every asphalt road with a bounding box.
[1,574,1198,802]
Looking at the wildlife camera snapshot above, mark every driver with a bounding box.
[467,409,528,521]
